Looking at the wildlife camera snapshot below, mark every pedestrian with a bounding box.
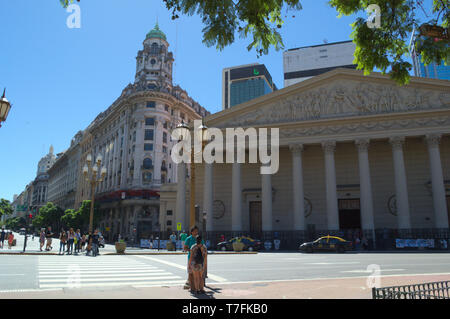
[180,230,187,250]
[91,229,100,257]
[45,226,53,251]
[220,234,225,242]
[183,226,204,290]
[67,228,75,255]
[59,229,67,255]
[361,236,369,250]
[170,231,177,251]
[86,232,92,256]
[81,234,87,252]
[75,229,81,254]
[188,235,207,294]
[0,228,6,249]
[7,232,14,249]
[39,229,46,251]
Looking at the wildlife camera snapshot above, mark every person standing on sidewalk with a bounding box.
[39,229,46,251]
[180,230,187,251]
[59,230,67,255]
[81,234,87,252]
[183,226,204,290]
[91,229,100,257]
[75,229,81,254]
[0,228,6,249]
[170,232,177,251]
[188,235,208,294]
[7,232,14,249]
[67,228,75,255]
[45,226,53,251]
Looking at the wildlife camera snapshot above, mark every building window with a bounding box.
[146,101,156,108]
[143,158,153,169]
[163,122,168,129]
[144,143,153,151]
[167,210,173,216]
[144,129,154,141]
[145,118,155,126]
[143,172,152,183]
[162,146,167,153]
[164,105,169,112]
[163,132,167,144]
[166,220,172,226]
[180,112,185,120]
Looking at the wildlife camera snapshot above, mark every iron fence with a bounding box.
[372,281,450,299]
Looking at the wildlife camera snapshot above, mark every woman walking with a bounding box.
[81,234,87,252]
[74,229,81,254]
[67,228,75,255]
[7,232,14,249]
[59,229,67,255]
[188,235,207,294]
[39,229,46,251]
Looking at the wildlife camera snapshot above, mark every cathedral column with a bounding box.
[322,141,339,230]
[425,134,449,228]
[231,162,243,231]
[261,165,273,231]
[176,162,187,231]
[355,138,375,230]
[289,143,305,231]
[389,136,411,229]
[203,163,214,231]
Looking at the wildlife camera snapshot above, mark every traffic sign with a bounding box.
[177,223,182,231]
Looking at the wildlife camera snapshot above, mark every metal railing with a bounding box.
[372,281,450,299]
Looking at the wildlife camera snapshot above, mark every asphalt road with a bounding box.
[1,251,450,293]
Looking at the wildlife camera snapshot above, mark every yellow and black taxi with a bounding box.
[299,235,353,253]
[217,236,262,251]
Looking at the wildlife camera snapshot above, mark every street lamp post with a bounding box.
[176,121,210,230]
[83,154,107,234]
[0,89,12,128]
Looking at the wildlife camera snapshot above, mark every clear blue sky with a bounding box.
[0,0,395,202]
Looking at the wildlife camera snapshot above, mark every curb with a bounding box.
[105,251,258,255]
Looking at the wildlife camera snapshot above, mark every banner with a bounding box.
[396,239,435,248]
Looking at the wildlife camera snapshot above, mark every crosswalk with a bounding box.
[38,256,186,289]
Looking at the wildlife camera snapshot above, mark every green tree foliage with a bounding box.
[0,199,13,217]
[59,0,449,84]
[32,202,64,231]
[5,217,26,231]
[60,200,100,231]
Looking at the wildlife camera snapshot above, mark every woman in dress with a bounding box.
[188,235,208,294]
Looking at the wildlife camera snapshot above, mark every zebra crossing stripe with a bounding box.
[39,280,186,289]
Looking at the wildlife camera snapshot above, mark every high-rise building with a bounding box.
[409,32,450,80]
[222,63,277,110]
[31,146,56,213]
[283,40,357,87]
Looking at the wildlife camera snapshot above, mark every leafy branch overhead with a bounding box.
[61,0,449,84]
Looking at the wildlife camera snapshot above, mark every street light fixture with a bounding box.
[176,120,210,230]
[0,88,12,128]
[83,153,107,234]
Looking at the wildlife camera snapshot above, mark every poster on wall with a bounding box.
[396,239,435,248]
[140,239,151,248]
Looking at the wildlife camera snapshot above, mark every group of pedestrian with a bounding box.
[0,228,14,249]
[58,228,86,255]
[183,226,208,294]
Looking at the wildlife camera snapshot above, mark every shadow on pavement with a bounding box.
[190,285,222,299]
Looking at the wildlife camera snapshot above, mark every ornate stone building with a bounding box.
[169,68,450,247]
[75,24,208,241]
[30,146,56,213]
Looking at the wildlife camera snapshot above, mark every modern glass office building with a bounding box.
[222,63,277,110]
[410,33,450,80]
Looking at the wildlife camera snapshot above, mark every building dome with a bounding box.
[146,23,167,41]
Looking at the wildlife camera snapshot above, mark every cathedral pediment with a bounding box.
[208,69,450,128]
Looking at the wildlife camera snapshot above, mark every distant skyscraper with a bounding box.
[222,63,277,110]
[283,40,357,87]
[409,32,450,80]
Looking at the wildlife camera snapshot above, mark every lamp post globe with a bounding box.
[0,89,12,127]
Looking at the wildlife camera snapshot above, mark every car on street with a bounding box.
[299,235,353,253]
[217,236,262,251]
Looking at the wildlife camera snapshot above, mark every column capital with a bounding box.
[321,140,336,154]
[425,133,442,147]
[289,143,304,154]
[355,138,370,151]
[389,136,405,150]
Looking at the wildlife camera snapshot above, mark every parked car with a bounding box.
[217,236,262,251]
[299,235,353,253]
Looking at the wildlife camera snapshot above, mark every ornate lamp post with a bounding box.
[176,120,210,230]
[83,154,107,234]
[0,89,12,128]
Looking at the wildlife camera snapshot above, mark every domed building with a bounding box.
[75,24,209,242]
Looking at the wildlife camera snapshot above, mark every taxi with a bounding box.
[299,235,353,253]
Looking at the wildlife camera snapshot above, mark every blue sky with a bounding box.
[0,1,391,202]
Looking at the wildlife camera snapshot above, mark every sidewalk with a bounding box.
[2,273,449,299]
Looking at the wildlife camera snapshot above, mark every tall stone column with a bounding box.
[355,138,375,230]
[322,141,339,230]
[425,134,449,228]
[120,120,129,188]
[261,166,273,231]
[133,120,145,187]
[389,136,411,229]
[203,163,214,231]
[231,162,243,231]
[154,119,162,184]
[289,143,305,231]
[176,162,187,231]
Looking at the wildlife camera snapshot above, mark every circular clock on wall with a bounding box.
[213,200,225,219]
[304,198,312,218]
[388,195,397,216]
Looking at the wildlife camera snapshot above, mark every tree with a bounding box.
[60,0,449,84]
[32,202,65,231]
[5,217,26,231]
[60,200,101,232]
[0,199,13,218]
